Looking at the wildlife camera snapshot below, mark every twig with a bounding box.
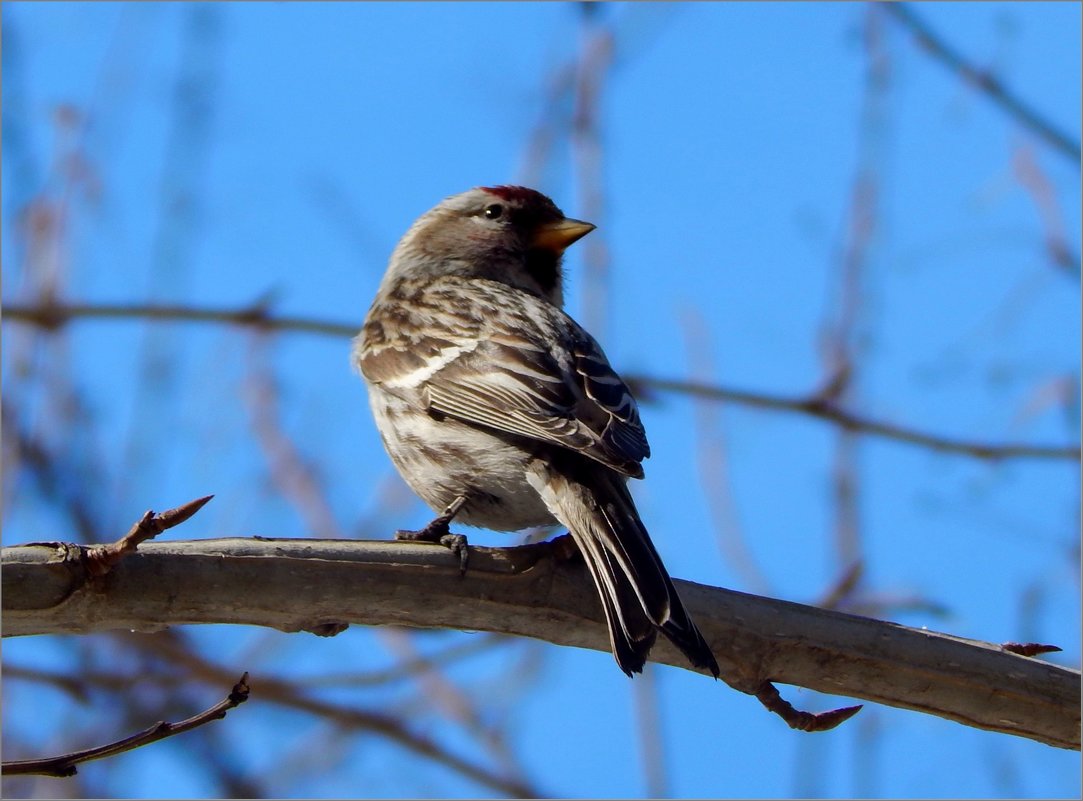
[632,377,1081,462]
[304,634,511,688]
[2,672,250,777]
[3,664,100,703]
[1002,642,1062,658]
[753,681,863,733]
[132,633,543,798]
[5,302,1078,463]
[632,666,667,797]
[242,334,343,537]
[812,3,888,653]
[680,308,772,595]
[570,7,614,336]
[817,560,865,611]
[3,398,101,542]
[1012,144,1081,275]
[517,62,576,188]
[2,301,358,338]
[85,495,214,577]
[379,629,527,782]
[885,3,1081,165]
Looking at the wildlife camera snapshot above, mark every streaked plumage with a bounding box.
[354,185,719,677]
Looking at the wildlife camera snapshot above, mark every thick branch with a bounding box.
[3,537,1077,750]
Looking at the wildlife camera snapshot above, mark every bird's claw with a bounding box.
[439,533,469,575]
[396,516,470,575]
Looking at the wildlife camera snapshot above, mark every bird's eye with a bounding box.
[483,203,504,220]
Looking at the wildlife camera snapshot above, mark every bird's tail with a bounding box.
[527,457,720,678]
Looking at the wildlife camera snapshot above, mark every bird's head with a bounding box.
[386,185,595,306]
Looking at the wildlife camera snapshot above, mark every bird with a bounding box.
[353,185,719,678]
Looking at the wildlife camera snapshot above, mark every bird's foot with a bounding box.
[395,498,469,575]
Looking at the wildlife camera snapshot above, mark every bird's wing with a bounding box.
[361,292,649,478]
[426,326,649,478]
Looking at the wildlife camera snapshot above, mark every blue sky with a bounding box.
[2,2,1080,798]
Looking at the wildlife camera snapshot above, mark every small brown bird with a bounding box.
[354,185,719,678]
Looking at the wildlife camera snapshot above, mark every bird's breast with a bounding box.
[367,388,558,532]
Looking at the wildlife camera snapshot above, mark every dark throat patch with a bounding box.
[524,248,560,296]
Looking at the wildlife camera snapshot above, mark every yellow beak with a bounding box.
[531,217,596,253]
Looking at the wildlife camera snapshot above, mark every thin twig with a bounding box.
[380,629,527,782]
[517,61,576,189]
[2,398,102,542]
[817,560,865,611]
[753,681,863,733]
[243,334,343,537]
[1001,642,1063,658]
[134,633,544,798]
[2,673,250,777]
[85,495,214,577]
[813,2,888,644]
[1012,144,1081,275]
[633,378,1080,462]
[885,3,1081,165]
[5,302,1077,463]
[2,301,358,338]
[571,7,614,336]
[680,308,772,595]
[305,633,513,689]
[632,666,668,797]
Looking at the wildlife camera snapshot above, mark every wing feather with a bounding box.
[360,279,650,477]
[428,326,649,477]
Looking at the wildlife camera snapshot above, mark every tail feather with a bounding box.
[527,456,720,678]
[575,529,656,676]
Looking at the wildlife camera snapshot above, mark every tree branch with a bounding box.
[4,302,1077,463]
[885,3,1081,165]
[3,537,1078,750]
[630,377,1081,462]
[2,673,250,777]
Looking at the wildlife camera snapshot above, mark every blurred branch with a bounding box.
[2,673,250,777]
[633,377,1080,462]
[1012,144,1081,275]
[885,3,1081,165]
[304,634,512,688]
[571,7,614,336]
[379,628,527,781]
[813,2,889,621]
[117,3,223,511]
[5,637,536,797]
[2,397,101,541]
[128,631,542,799]
[2,301,358,337]
[5,302,1078,463]
[680,308,773,595]
[242,334,345,536]
[3,537,1079,749]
